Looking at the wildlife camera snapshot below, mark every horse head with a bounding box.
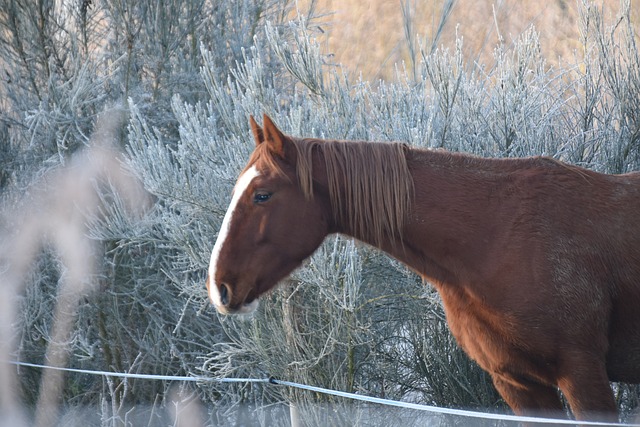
[207,115,331,314]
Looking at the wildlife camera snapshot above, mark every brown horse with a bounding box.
[206,114,640,422]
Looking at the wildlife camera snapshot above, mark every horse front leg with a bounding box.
[491,374,566,424]
[557,357,618,423]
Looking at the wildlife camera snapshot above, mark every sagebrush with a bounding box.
[1,0,639,426]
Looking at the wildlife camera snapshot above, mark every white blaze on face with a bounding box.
[208,165,261,313]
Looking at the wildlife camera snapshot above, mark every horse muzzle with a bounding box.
[206,276,259,315]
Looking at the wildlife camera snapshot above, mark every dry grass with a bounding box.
[301,0,640,81]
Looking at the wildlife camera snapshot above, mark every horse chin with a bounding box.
[215,299,259,316]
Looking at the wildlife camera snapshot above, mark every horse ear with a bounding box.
[250,115,264,146]
[262,114,287,158]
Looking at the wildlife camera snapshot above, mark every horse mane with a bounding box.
[293,138,414,247]
[247,137,414,246]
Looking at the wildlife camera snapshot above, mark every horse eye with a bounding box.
[253,192,272,204]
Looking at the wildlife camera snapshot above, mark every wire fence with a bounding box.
[9,360,639,427]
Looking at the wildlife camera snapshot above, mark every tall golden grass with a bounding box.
[302,0,640,81]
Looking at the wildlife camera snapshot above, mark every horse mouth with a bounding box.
[206,275,259,315]
[215,298,259,316]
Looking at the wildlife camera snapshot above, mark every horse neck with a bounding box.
[395,149,514,286]
[313,144,508,287]
[302,138,412,250]
[301,138,516,286]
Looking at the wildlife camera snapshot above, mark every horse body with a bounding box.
[397,151,640,418]
[208,114,640,422]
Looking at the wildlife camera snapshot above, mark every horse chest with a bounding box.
[437,285,544,378]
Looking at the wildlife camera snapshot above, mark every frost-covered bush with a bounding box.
[124,2,640,425]
[0,0,309,425]
[2,0,640,426]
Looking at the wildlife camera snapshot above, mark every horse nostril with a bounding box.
[219,283,230,306]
